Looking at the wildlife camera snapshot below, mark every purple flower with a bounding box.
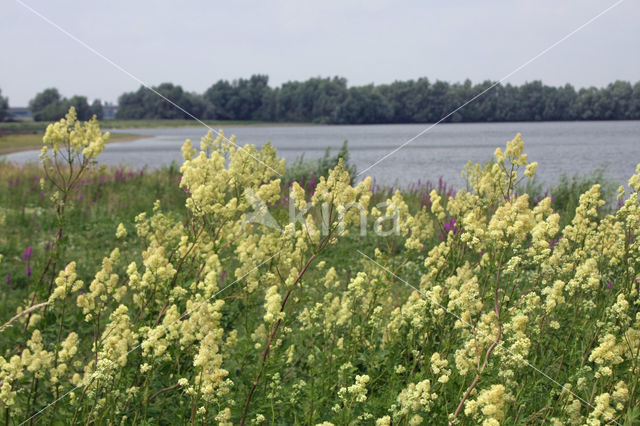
[5,274,10,284]
[26,265,31,277]
[443,217,457,232]
[607,279,613,289]
[23,245,33,261]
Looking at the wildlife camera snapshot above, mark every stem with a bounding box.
[239,253,317,426]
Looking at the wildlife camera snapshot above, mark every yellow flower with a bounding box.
[115,223,127,239]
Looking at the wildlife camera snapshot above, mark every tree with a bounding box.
[203,80,235,120]
[606,80,633,119]
[90,99,104,120]
[0,88,8,122]
[542,84,577,121]
[66,96,92,120]
[630,82,640,120]
[116,89,146,119]
[334,85,393,124]
[225,75,271,120]
[29,88,66,121]
[117,84,205,119]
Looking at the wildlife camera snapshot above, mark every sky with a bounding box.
[1,0,639,106]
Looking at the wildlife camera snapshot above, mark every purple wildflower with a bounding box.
[23,245,33,261]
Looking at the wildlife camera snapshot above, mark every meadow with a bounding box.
[0,109,638,425]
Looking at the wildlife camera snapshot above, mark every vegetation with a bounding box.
[1,111,640,424]
[8,77,640,124]
[0,89,8,122]
[0,131,140,156]
[115,77,640,123]
[0,119,301,134]
[28,88,103,122]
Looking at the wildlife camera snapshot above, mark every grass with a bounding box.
[0,162,186,326]
[0,118,313,133]
[0,156,612,327]
[0,132,142,156]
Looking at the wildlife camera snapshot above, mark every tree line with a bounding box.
[5,76,640,123]
[116,76,640,123]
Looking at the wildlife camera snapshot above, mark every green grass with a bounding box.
[1,118,313,132]
[0,132,142,155]
[0,157,610,327]
[0,162,186,325]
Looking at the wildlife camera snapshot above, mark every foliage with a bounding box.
[28,89,103,122]
[115,76,640,123]
[284,140,356,186]
[0,88,8,122]
[522,168,616,228]
[1,114,640,425]
[116,83,206,120]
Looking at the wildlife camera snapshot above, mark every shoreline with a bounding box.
[0,133,147,156]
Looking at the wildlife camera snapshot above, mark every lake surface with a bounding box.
[4,121,640,189]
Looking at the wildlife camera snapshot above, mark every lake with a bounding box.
[4,121,640,189]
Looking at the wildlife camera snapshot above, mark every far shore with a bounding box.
[0,118,320,156]
[0,119,317,133]
[0,132,147,156]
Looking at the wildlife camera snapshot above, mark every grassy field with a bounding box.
[1,115,638,425]
[0,132,142,155]
[0,118,311,132]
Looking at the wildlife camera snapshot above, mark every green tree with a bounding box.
[90,99,104,120]
[379,80,418,123]
[226,75,271,120]
[65,95,92,120]
[117,83,205,119]
[0,88,8,122]
[605,80,633,119]
[203,80,235,120]
[575,87,599,120]
[29,88,66,121]
[334,85,392,124]
[630,82,640,119]
[116,89,146,119]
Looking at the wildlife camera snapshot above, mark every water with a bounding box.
[4,121,640,189]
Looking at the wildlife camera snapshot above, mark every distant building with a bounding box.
[103,103,118,119]
[7,107,32,120]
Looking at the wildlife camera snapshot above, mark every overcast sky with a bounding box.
[1,0,638,106]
